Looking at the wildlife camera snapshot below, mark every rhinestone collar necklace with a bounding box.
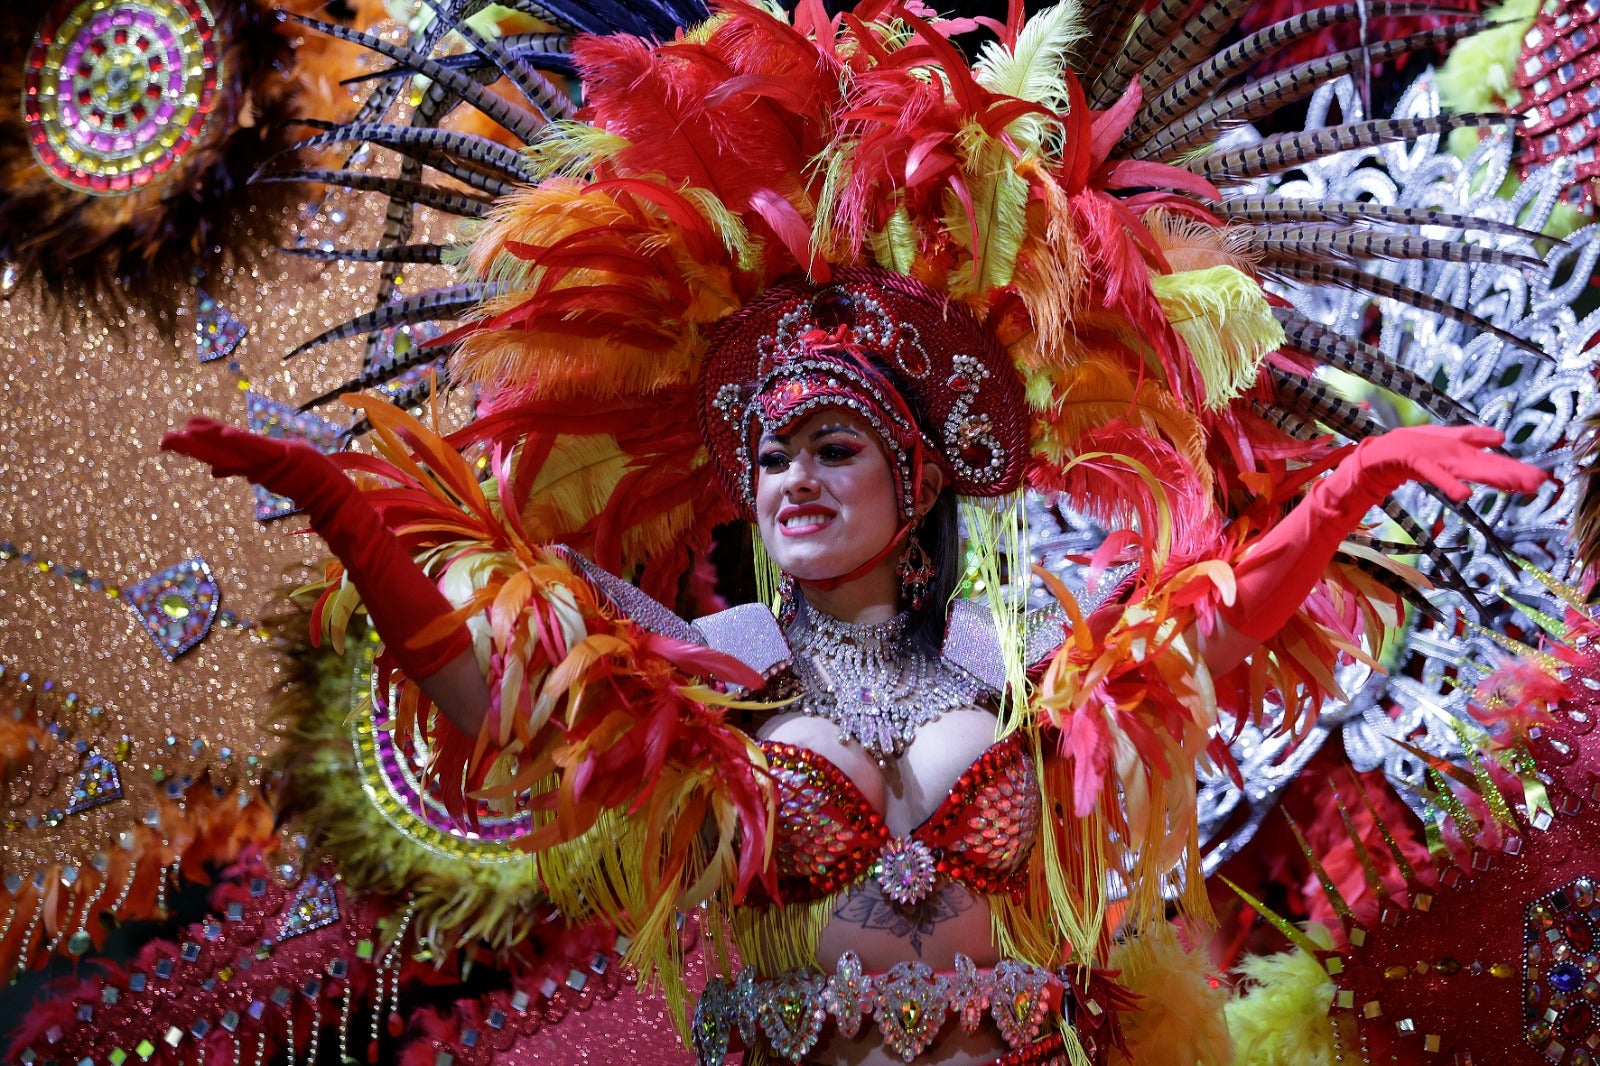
[787,603,982,765]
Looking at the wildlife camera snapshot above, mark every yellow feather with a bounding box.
[1150,265,1284,411]
[1226,924,1338,1066]
[1109,923,1234,1066]
[945,134,1031,297]
[516,435,633,543]
[973,1,1085,154]
[524,121,632,183]
[868,204,918,275]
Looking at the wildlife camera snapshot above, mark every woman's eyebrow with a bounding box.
[808,424,862,441]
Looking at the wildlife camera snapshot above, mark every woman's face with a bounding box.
[754,407,902,584]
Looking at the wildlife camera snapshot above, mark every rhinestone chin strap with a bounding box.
[691,951,1062,1064]
[787,605,984,765]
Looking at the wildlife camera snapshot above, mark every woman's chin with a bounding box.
[776,560,848,584]
[770,550,868,586]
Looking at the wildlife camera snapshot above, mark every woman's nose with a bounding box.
[782,457,820,497]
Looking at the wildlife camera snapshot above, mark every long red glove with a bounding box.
[1227,425,1549,642]
[161,418,472,679]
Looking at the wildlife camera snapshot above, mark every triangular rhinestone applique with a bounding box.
[195,289,247,363]
[66,752,123,815]
[123,556,219,661]
[278,875,340,940]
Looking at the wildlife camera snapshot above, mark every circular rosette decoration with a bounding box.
[0,0,384,280]
[23,0,220,195]
[273,621,545,954]
[874,836,938,906]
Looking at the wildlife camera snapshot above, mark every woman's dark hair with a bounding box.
[853,352,964,657]
[905,485,961,657]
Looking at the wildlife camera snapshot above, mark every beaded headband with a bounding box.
[697,268,1029,522]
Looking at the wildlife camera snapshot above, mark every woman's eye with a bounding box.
[819,444,858,463]
[758,451,789,471]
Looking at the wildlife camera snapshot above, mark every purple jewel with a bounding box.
[1552,962,1583,991]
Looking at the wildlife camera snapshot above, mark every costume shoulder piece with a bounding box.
[942,598,1010,696]
[693,603,791,681]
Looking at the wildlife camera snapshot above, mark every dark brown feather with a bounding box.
[1262,260,1539,355]
[1275,309,1479,426]
[284,283,505,360]
[1188,114,1505,183]
[449,19,577,122]
[255,169,492,217]
[1141,0,1257,97]
[289,14,548,143]
[1238,225,1541,271]
[1070,1,1144,79]
[282,243,448,265]
[1214,195,1544,245]
[1128,3,1470,150]
[299,345,452,411]
[1133,22,1485,161]
[1088,0,1197,110]
[272,123,530,186]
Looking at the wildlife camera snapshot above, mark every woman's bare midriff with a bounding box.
[757,706,1016,1066]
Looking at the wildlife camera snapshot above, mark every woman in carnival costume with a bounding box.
[163,0,1552,1062]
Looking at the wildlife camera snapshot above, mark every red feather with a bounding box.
[574,11,843,273]
[1031,418,1223,576]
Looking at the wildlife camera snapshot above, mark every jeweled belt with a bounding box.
[691,951,1064,1064]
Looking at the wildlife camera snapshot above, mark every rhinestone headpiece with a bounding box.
[697,268,1028,521]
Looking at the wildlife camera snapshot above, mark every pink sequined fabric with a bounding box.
[757,733,1040,903]
[1517,0,1600,206]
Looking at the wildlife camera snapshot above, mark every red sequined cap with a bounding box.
[698,268,1029,521]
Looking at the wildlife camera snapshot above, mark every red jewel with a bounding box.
[1564,914,1594,953]
[367,1040,380,1063]
[387,1012,404,1037]
[1561,1003,1594,1042]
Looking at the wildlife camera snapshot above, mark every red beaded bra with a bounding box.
[757,733,1040,906]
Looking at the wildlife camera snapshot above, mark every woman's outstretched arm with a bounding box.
[162,418,490,735]
[1203,424,1548,675]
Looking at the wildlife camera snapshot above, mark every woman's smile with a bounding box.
[777,503,838,536]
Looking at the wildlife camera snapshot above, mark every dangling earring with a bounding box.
[777,573,799,628]
[896,525,936,611]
